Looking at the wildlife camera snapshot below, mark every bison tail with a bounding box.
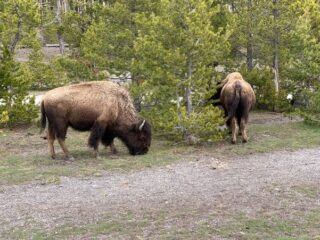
[40,101,46,133]
[226,82,242,123]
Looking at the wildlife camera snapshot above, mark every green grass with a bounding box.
[0,135,185,185]
[209,121,320,158]
[209,210,320,240]
[1,120,320,185]
[291,185,320,199]
[2,206,320,239]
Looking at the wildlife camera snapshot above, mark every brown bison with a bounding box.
[219,72,256,144]
[40,81,151,159]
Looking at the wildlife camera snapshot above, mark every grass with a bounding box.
[2,205,320,239]
[0,134,184,185]
[209,209,320,240]
[291,185,320,199]
[210,121,320,158]
[1,117,320,185]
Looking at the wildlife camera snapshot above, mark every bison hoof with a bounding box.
[93,151,101,159]
[242,139,248,143]
[231,140,236,144]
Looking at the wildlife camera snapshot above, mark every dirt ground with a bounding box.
[0,112,319,239]
[1,147,320,226]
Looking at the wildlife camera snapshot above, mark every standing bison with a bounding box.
[219,72,256,144]
[40,81,151,159]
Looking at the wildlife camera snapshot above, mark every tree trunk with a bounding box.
[186,56,193,116]
[131,74,142,112]
[186,86,192,115]
[129,0,142,111]
[272,67,279,93]
[63,0,69,12]
[9,6,22,55]
[272,34,280,93]
[231,1,236,12]
[246,0,253,70]
[247,33,253,70]
[272,0,280,93]
[176,90,181,121]
[56,0,65,54]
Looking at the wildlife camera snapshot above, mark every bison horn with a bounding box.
[139,120,146,131]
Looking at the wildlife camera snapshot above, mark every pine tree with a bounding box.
[133,0,231,140]
[0,0,40,125]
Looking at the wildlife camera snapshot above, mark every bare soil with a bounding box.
[249,111,302,124]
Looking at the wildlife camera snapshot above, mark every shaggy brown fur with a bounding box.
[220,72,256,144]
[40,81,151,159]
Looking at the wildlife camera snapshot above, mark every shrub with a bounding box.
[28,47,68,90]
[298,86,320,126]
[30,55,94,90]
[240,66,291,112]
[0,55,38,126]
[0,111,9,126]
[52,56,94,82]
[141,103,225,143]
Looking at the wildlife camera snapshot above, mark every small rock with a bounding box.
[93,172,103,177]
[121,181,129,186]
[186,134,200,145]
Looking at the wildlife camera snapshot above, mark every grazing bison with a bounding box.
[219,72,256,144]
[40,81,151,159]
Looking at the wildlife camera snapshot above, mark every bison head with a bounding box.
[119,119,152,155]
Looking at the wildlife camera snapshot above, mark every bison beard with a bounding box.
[219,72,256,144]
[40,81,152,159]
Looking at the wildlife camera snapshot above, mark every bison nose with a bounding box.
[130,147,149,155]
[137,148,149,155]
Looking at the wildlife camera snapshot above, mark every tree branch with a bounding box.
[9,5,22,54]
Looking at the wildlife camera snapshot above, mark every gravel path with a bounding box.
[1,147,320,233]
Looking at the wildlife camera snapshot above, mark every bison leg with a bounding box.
[231,117,238,144]
[101,132,117,154]
[240,118,248,143]
[55,120,73,160]
[57,138,74,160]
[47,124,56,159]
[109,142,118,154]
[88,121,106,158]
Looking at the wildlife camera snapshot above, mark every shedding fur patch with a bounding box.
[116,87,137,123]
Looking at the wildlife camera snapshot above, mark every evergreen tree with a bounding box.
[287,0,320,86]
[0,0,40,125]
[133,0,231,140]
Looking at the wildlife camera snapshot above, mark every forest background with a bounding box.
[1,0,320,141]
